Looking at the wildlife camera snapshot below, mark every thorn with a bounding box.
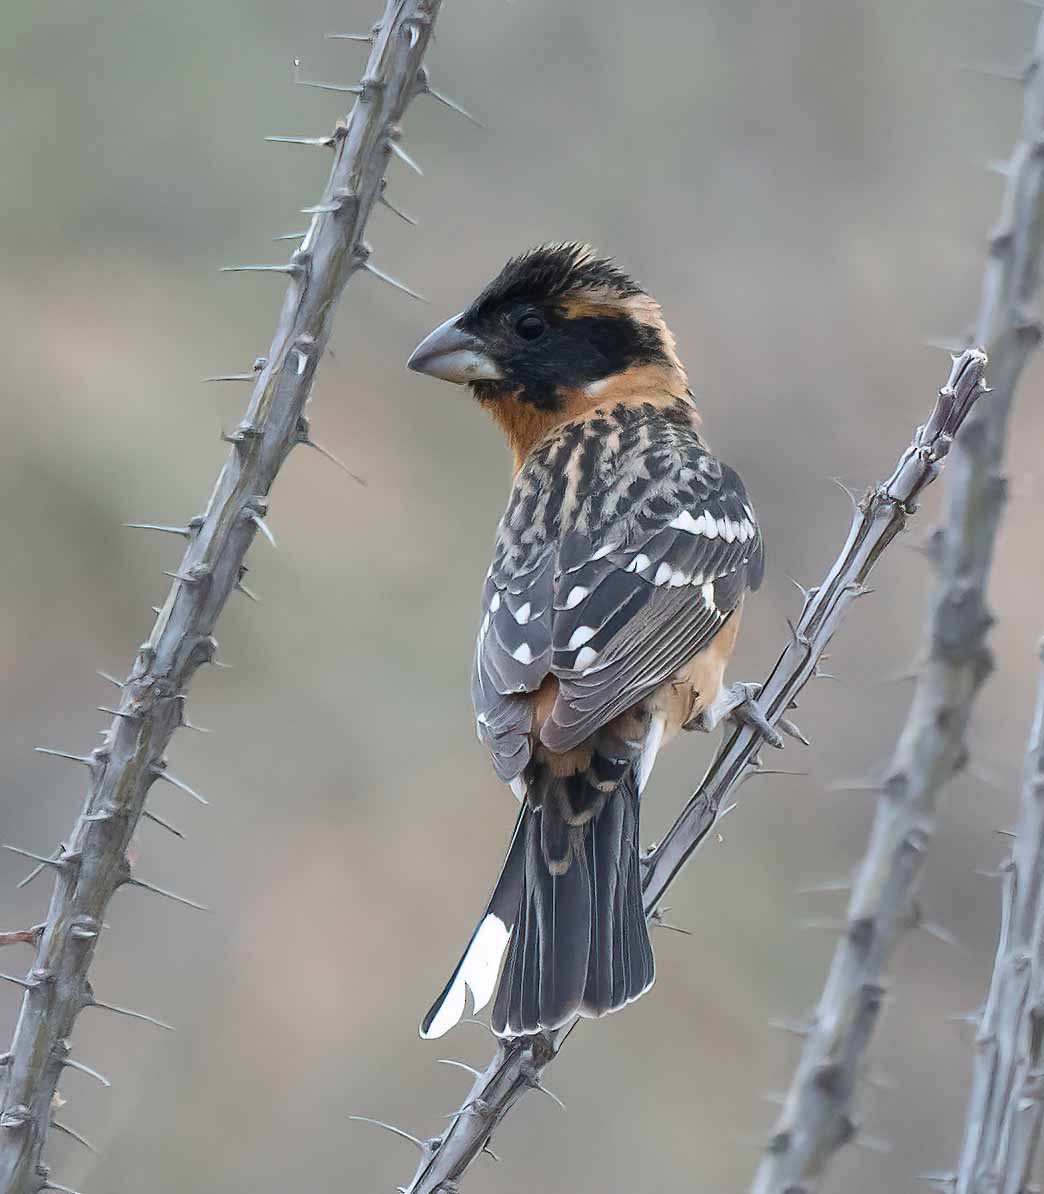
[956,59,1027,81]
[34,747,92,766]
[827,776,883,795]
[947,1007,983,1026]
[153,768,209,806]
[798,917,848,933]
[1,845,67,872]
[301,202,342,215]
[125,876,209,912]
[784,574,816,601]
[424,84,484,128]
[16,849,60,890]
[264,134,335,147]
[295,76,364,95]
[530,1081,567,1112]
[51,1119,99,1155]
[325,31,372,42]
[649,907,692,935]
[854,1131,893,1155]
[235,580,260,602]
[379,193,418,226]
[97,671,125,688]
[829,476,861,510]
[348,1115,426,1152]
[768,1015,813,1038]
[0,972,33,990]
[795,879,851,895]
[915,1172,957,1190]
[436,1058,482,1078]
[920,920,964,951]
[388,139,423,176]
[482,1141,501,1163]
[140,809,186,840]
[63,1057,111,1087]
[248,512,277,548]
[203,373,255,383]
[273,231,308,241]
[996,828,1017,838]
[42,1183,87,1194]
[163,570,204,585]
[90,998,174,1032]
[363,260,428,302]
[220,264,301,276]
[301,435,366,485]
[97,705,140,720]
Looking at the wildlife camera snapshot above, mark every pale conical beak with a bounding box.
[406,313,503,384]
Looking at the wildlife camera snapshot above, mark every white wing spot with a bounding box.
[489,591,501,613]
[719,518,736,542]
[514,602,531,625]
[702,517,718,540]
[668,569,690,587]
[512,642,534,664]
[575,645,599,670]
[654,562,673,585]
[626,553,651,573]
[590,540,620,561]
[565,585,588,609]
[567,625,596,649]
[701,581,716,609]
[668,510,703,534]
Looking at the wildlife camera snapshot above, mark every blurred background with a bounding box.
[2,1,1044,1191]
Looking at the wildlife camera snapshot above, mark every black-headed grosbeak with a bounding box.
[408,244,765,1039]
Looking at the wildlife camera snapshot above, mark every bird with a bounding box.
[407,243,775,1040]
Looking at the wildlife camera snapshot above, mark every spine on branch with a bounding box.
[953,641,1044,1194]
[0,4,446,1192]
[750,16,1044,1194]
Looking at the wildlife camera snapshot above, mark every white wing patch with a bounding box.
[574,645,599,671]
[512,642,534,664]
[567,625,597,649]
[419,913,511,1039]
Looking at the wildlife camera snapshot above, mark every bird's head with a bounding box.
[407,243,686,419]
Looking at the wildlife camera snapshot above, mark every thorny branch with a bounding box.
[951,641,1044,1194]
[0,3,448,1191]
[750,17,1044,1194]
[394,350,989,1194]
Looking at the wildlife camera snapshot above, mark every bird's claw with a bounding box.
[725,683,785,749]
[684,681,808,750]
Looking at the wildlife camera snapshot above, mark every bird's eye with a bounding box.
[515,313,545,341]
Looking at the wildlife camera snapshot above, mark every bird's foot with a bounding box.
[684,682,808,749]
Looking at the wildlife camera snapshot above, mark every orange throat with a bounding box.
[482,360,694,471]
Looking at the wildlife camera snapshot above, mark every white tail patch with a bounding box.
[420,914,511,1039]
[638,714,666,794]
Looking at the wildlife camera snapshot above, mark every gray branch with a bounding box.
[952,640,1044,1194]
[396,349,988,1194]
[0,3,445,1191]
[750,19,1044,1194]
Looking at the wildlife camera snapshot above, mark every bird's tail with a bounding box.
[420,759,654,1040]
